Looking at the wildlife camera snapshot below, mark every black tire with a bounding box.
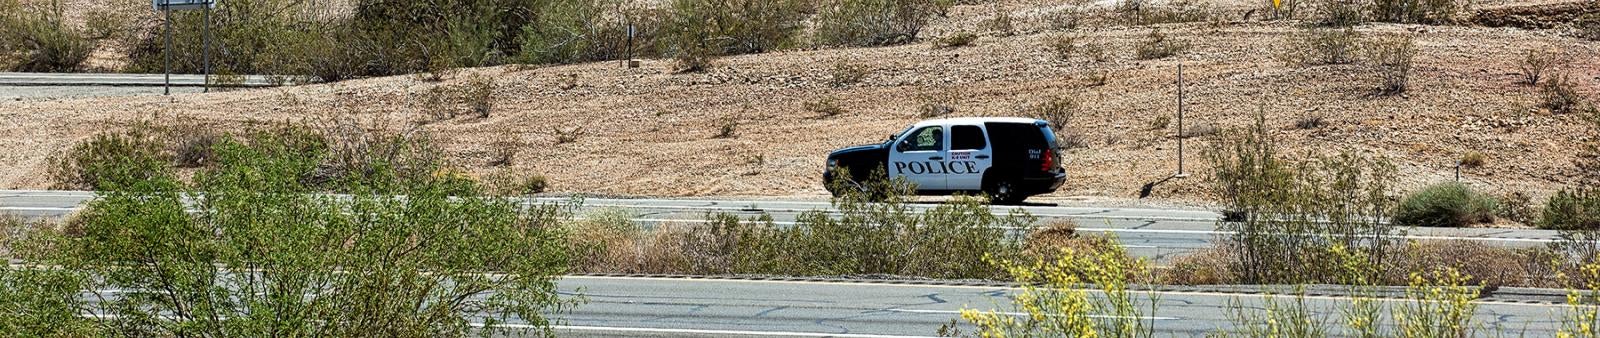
[986,179,1025,205]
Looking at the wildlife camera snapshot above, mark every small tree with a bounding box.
[1365,34,1416,95]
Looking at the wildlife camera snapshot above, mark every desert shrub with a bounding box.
[169,128,222,169]
[1295,115,1327,129]
[48,128,171,191]
[1581,13,1600,41]
[129,0,321,75]
[933,31,977,48]
[1369,0,1466,24]
[554,127,583,144]
[917,90,959,118]
[714,116,739,138]
[1133,29,1189,60]
[0,0,93,72]
[806,97,847,117]
[814,0,942,47]
[568,208,645,272]
[1208,113,1401,284]
[984,6,1015,37]
[1282,26,1361,65]
[1394,182,1498,228]
[519,0,661,65]
[1541,73,1593,115]
[1046,34,1077,60]
[1115,0,1213,25]
[464,75,496,118]
[1395,268,1479,338]
[1518,48,1568,86]
[1149,114,1172,130]
[1364,34,1416,95]
[662,0,807,72]
[1542,189,1600,232]
[485,170,549,196]
[1459,151,1486,168]
[9,120,575,337]
[958,238,1158,337]
[1313,0,1366,27]
[1045,0,1095,30]
[830,61,870,86]
[1497,191,1536,224]
[0,262,97,336]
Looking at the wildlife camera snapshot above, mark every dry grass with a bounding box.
[1163,239,1561,288]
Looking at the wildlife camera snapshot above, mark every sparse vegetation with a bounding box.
[554,127,583,144]
[814,0,942,47]
[1518,48,1568,86]
[485,170,549,196]
[1134,29,1189,60]
[13,122,575,337]
[1541,73,1594,115]
[1364,34,1417,95]
[1115,0,1214,25]
[1295,115,1327,129]
[934,31,978,48]
[1313,0,1366,27]
[464,75,495,118]
[1283,27,1362,66]
[663,0,808,73]
[1459,151,1486,168]
[1150,115,1172,130]
[830,61,871,87]
[0,0,93,72]
[1369,0,1467,24]
[806,97,848,117]
[714,116,739,138]
[917,90,959,118]
[1497,191,1536,225]
[1394,182,1498,228]
[984,6,1015,37]
[1208,113,1401,284]
[48,126,170,191]
[1033,96,1086,149]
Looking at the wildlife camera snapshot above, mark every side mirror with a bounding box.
[895,140,909,153]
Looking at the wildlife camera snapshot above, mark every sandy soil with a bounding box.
[3,1,1597,207]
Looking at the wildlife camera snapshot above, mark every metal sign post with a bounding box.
[202,4,210,93]
[152,0,218,95]
[1176,64,1188,178]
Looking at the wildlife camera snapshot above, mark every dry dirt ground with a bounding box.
[3,1,1597,207]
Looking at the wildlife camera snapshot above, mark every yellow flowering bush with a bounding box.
[959,237,1158,338]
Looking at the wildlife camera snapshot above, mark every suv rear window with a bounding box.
[950,125,986,150]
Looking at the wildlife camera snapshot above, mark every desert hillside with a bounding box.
[3,0,1597,206]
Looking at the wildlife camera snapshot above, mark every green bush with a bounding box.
[1540,189,1600,231]
[47,128,170,191]
[814,0,942,47]
[1134,29,1189,60]
[1364,34,1416,95]
[0,0,93,72]
[1369,0,1465,24]
[15,121,576,337]
[519,0,661,65]
[662,0,807,71]
[1394,183,1498,228]
[1282,26,1361,66]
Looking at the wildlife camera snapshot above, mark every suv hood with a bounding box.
[828,143,886,158]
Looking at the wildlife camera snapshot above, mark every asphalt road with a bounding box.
[0,72,283,100]
[551,276,1567,337]
[0,190,1563,264]
[5,190,1580,336]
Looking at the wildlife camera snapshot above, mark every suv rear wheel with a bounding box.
[986,179,1024,205]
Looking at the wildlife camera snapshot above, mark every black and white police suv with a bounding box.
[823,117,1066,204]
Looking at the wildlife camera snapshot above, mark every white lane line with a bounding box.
[883,308,1179,320]
[558,276,1568,308]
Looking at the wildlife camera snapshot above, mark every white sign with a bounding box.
[152,0,216,11]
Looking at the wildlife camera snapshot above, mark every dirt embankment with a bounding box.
[3,1,1597,207]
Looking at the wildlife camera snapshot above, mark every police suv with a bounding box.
[823,117,1066,204]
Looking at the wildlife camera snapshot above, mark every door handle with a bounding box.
[975,155,990,159]
[929,156,944,161]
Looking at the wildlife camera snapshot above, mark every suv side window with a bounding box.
[950,125,986,150]
[898,126,943,152]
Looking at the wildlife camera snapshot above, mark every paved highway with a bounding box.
[0,72,285,100]
[0,72,277,87]
[5,190,1580,336]
[549,276,1565,337]
[0,190,1562,264]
